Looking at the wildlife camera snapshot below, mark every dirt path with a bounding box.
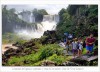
[2,44,18,54]
[58,42,98,61]
[59,42,73,55]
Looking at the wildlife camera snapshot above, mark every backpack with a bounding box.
[64,39,66,42]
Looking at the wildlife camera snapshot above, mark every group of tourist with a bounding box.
[64,33,95,58]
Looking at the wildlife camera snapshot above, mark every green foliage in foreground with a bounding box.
[5,44,98,66]
[47,54,66,65]
[39,44,64,60]
[6,44,65,66]
[82,48,87,55]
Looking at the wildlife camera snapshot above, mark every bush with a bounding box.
[82,48,87,55]
[7,57,25,66]
[7,52,40,66]
[39,44,64,60]
[47,54,66,65]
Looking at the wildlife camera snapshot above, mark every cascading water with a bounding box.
[14,14,59,40]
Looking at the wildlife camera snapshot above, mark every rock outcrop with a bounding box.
[41,60,56,66]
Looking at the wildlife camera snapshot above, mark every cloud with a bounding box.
[6,4,68,14]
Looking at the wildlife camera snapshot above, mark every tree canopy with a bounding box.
[32,8,48,22]
[56,5,98,38]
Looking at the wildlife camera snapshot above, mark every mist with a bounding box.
[14,21,57,40]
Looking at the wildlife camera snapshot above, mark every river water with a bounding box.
[2,44,18,54]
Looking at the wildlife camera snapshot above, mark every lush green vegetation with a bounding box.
[6,44,68,66]
[5,44,97,66]
[56,5,98,38]
[47,54,67,65]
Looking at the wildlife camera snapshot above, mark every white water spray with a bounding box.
[14,21,57,40]
[15,14,59,40]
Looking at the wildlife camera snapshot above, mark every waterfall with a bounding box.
[15,14,59,40]
[43,15,54,22]
[18,11,35,23]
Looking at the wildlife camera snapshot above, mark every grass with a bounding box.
[2,33,28,44]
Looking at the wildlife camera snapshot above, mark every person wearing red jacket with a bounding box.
[85,33,95,54]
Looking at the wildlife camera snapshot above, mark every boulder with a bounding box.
[41,30,58,44]
[61,61,80,66]
[5,46,10,49]
[41,60,56,66]
[70,58,87,66]
[4,48,16,55]
[12,42,18,46]
[23,41,35,48]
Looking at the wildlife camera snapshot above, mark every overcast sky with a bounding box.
[6,4,69,14]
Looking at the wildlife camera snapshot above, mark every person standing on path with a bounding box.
[77,37,83,57]
[85,33,95,54]
[72,38,78,58]
[65,40,69,54]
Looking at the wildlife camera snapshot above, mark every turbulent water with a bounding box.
[14,14,59,40]
[14,21,57,40]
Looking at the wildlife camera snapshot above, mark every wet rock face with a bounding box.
[43,30,56,36]
[41,30,58,44]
